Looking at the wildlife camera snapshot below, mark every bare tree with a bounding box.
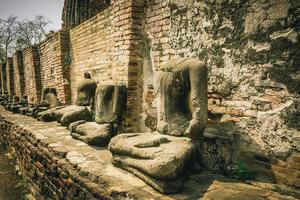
[17,20,36,48]
[33,15,51,43]
[17,15,51,49]
[0,15,51,61]
[0,16,18,61]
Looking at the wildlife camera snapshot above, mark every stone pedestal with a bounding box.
[109,132,198,194]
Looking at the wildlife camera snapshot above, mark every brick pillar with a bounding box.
[12,51,25,98]
[127,0,144,132]
[23,46,42,103]
[6,58,15,96]
[109,0,145,132]
[60,30,72,105]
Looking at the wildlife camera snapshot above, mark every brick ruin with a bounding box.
[0,0,299,198]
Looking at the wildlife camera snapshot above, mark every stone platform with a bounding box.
[0,107,299,200]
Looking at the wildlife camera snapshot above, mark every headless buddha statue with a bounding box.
[0,91,9,106]
[10,95,29,113]
[19,88,60,117]
[109,58,207,194]
[32,88,62,118]
[19,97,35,115]
[5,96,20,111]
[69,85,126,146]
[3,94,13,108]
[39,72,97,126]
[0,89,3,102]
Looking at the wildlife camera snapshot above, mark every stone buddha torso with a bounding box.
[69,84,126,146]
[157,58,208,139]
[93,85,126,125]
[76,73,97,106]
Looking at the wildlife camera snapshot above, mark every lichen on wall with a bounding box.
[165,0,300,154]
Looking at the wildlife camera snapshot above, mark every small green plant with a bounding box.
[231,162,255,180]
[64,54,71,65]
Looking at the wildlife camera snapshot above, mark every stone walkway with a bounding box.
[0,107,299,200]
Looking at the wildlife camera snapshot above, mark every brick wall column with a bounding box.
[0,63,5,95]
[23,46,42,103]
[127,0,145,132]
[12,51,25,98]
[1,63,7,95]
[108,0,145,132]
[60,30,72,105]
[6,58,15,96]
[39,30,71,105]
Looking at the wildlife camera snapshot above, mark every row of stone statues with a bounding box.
[0,58,208,194]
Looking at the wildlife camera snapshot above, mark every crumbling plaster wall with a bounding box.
[141,0,300,186]
[170,0,300,154]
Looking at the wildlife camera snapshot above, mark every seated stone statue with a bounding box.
[3,95,13,109]
[69,85,126,146]
[0,89,4,102]
[39,73,97,126]
[31,88,62,118]
[19,88,61,117]
[0,91,10,106]
[109,58,207,194]
[4,96,19,111]
[19,97,35,115]
[10,96,29,113]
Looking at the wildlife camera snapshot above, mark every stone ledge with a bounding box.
[0,107,166,199]
[1,107,299,200]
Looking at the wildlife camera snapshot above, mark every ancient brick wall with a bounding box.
[39,30,71,104]
[23,46,42,103]
[6,57,14,96]
[12,51,25,98]
[69,0,145,131]
[69,9,113,101]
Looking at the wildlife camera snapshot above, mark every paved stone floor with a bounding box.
[0,107,300,200]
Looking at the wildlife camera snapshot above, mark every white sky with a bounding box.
[0,0,65,31]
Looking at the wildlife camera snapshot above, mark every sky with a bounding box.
[0,0,65,31]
